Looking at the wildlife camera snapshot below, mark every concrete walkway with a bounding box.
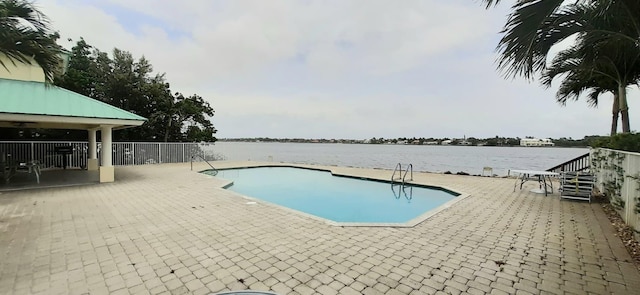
[0,162,638,295]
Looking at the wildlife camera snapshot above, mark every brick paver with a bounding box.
[1,161,639,294]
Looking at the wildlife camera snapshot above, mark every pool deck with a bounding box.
[1,162,638,295]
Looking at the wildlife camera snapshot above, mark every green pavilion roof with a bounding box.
[0,78,146,121]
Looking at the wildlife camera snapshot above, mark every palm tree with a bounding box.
[582,2,640,133]
[0,0,61,83]
[542,47,621,135]
[542,2,640,133]
[482,0,640,132]
[482,0,639,77]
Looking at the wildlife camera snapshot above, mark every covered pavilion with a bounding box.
[0,59,146,183]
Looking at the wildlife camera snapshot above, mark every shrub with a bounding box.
[591,133,640,153]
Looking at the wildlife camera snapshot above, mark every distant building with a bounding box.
[441,140,453,145]
[459,135,472,146]
[520,138,554,147]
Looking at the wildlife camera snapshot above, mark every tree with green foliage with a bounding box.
[54,38,96,95]
[53,39,217,142]
[0,0,62,83]
[591,133,640,152]
[154,92,217,142]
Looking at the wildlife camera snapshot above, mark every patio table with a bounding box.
[511,169,559,196]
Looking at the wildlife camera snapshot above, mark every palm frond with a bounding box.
[540,47,584,87]
[0,0,61,83]
[495,0,640,80]
[480,0,504,9]
[0,25,61,82]
[585,88,606,108]
[0,0,50,32]
[495,0,568,79]
[541,0,640,113]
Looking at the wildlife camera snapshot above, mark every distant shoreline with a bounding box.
[217,139,591,149]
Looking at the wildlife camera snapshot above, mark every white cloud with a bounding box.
[36,0,640,139]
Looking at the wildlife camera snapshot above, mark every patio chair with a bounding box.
[1,154,17,183]
[14,160,41,184]
[560,171,595,203]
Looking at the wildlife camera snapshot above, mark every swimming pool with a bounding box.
[209,166,461,226]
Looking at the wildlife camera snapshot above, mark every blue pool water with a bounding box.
[213,167,458,224]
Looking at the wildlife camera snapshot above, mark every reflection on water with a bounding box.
[391,184,413,202]
[207,142,589,176]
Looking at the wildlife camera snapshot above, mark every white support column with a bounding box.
[99,125,114,182]
[87,128,99,171]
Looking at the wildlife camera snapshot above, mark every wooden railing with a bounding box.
[546,152,590,173]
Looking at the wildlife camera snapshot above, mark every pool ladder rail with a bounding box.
[391,163,414,202]
[391,163,413,185]
[190,155,218,175]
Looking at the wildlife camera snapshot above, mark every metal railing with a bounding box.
[0,141,88,169]
[546,152,590,173]
[403,163,413,183]
[191,155,218,175]
[392,163,402,182]
[0,141,222,168]
[391,163,413,185]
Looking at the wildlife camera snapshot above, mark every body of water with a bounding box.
[209,142,589,176]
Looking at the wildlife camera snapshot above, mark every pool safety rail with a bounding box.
[191,154,218,175]
[391,163,413,185]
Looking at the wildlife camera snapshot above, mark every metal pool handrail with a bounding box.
[190,155,218,175]
[403,163,413,184]
[392,163,402,182]
[392,163,413,185]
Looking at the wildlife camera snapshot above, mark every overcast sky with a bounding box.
[39,0,638,140]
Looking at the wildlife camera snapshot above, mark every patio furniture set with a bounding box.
[511,169,596,202]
